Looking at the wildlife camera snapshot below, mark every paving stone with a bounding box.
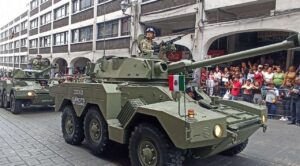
[0,109,300,166]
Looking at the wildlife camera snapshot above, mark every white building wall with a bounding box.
[205,0,272,10]
[275,0,300,11]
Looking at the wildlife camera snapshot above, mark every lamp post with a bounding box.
[120,0,141,56]
[120,0,132,14]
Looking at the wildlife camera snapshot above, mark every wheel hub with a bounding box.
[90,119,101,142]
[138,140,158,166]
[65,116,74,135]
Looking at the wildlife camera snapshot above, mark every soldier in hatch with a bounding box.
[32,55,43,70]
[139,27,176,61]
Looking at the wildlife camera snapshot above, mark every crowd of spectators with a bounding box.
[194,60,300,125]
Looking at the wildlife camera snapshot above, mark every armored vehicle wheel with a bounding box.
[129,123,184,166]
[84,107,108,155]
[0,91,3,108]
[10,94,22,114]
[220,139,249,156]
[61,106,84,145]
[3,90,9,108]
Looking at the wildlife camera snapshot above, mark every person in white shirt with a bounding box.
[263,67,274,85]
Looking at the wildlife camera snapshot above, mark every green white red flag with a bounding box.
[169,75,185,92]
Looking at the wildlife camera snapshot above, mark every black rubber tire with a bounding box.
[3,90,10,108]
[61,106,84,145]
[220,139,249,156]
[0,90,4,108]
[84,107,109,155]
[10,94,22,114]
[129,123,184,166]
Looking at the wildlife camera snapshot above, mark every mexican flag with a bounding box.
[169,75,185,92]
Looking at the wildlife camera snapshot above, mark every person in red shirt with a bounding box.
[231,76,242,100]
[200,67,207,87]
[254,65,264,86]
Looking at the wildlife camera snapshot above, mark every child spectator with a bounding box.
[242,79,254,103]
[265,83,279,119]
[206,71,215,96]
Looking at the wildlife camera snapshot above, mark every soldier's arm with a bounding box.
[140,42,154,54]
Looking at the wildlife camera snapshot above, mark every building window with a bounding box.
[98,0,109,4]
[30,19,38,29]
[5,44,9,51]
[15,41,20,48]
[15,56,19,63]
[54,31,68,46]
[121,18,130,36]
[72,26,93,43]
[5,31,8,38]
[73,0,93,13]
[41,0,48,4]
[21,21,28,30]
[72,0,79,13]
[30,39,38,48]
[15,25,20,33]
[40,12,51,26]
[97,20,118,39]
[40,36,51,47]
[21,38,27,47]
[80,0,93,10]
[54,4,69,20]
[9,42,14,50]
[21,56,26,63]
[31,0,38,10]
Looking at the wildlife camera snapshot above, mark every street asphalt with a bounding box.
[0,108,299,166]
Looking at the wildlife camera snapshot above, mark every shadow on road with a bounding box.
[76,141,262,166]
[5,107,56,115]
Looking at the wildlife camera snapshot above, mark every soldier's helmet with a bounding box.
[146,27,156,36]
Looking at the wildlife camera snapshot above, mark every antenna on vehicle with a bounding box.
[103,1,106,58]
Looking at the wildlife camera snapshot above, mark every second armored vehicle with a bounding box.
[0,60,56,114]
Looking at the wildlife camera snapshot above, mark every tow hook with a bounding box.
[262,124,267,133]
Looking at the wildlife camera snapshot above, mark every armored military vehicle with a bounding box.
[0,60,57,114]
[50,34,300,165]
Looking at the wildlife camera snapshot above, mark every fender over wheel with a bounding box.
[61,105,84,145]
[84,107,109,155]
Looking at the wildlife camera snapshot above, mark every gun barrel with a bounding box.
[168,34,300,73]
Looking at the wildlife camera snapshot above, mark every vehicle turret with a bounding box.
[88,34,300,81]
[12,63,58,80]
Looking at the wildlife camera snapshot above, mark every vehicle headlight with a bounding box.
[27,92,34,96]
[261,115,267,124]
[213,124,223,138]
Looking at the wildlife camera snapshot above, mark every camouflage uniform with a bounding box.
[32,58,42,70]
[139,39,176,61]
[139,38,155,58]
[159,44,176,61]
